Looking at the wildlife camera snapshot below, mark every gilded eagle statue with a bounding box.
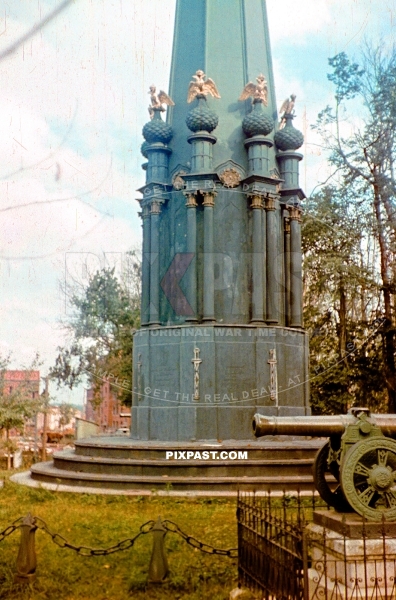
[279,94,296,129]
[187,70,221,103]
[148,85,175,119]
[239,74,268,106]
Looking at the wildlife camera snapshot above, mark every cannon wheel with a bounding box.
[340,437,396,521]
[313,441,351,512]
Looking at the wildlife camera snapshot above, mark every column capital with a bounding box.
[265,193,278,211]
[183,192,198,208]
[289,205,302,222]
[248,194,264,209]
[201,191,217,207]
[150,200,162,215]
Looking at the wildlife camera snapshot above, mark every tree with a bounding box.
[51,256,140,407]
[58,402,75,433]
[303,186,387,413]
[0,355,42,469]
[313,44,396,411]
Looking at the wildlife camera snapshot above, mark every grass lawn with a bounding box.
[0,472,238,600]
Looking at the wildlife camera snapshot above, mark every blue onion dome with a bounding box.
[186,96,218,133]
[242,101,273,137]
[140,140,149,158]
[274,115,304,151]
[142,109,173,144]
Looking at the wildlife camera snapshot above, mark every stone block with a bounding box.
[177,406,197,441]
[307,521,396,598]
[149,407,178,440]
[132,406,149,440]
[195,406,218,440]
[217,406,256,440]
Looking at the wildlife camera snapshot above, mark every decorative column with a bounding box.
[249,194,265,323]
[140,103,173,327]
[240,82,276,322]
[289,205,303,328]
[274,111,305,327]
[149,200,161,326]
[140,204,151,326]
[184,78,220,323]
[277,150,303,189]
[283,213,291,326]
[242,96,274,177]
[142,107,173,184]
[186,93,219,174]
[202,191,217,323]
[265,193,279,324]
[261,205,267,319]
[187,131,217,173]
[146,144,172,183]
[274,114,304,190]
[184,192,198,321]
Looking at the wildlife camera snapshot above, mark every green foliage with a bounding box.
[58,403,75,430]
[327,52,364,101]
[51,257,141,407]
[303,187,387,414]
[0,355,42,440]
[311,43,396,412]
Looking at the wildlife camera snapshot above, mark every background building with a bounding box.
[3,370,40,399]
[85,381,131,432]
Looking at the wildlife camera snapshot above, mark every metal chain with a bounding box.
[0,515,237,559]
[35,517,155,556]
[162,520,238,558]
[0,517,24,543]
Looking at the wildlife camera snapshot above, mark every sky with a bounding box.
[0,0,395,404]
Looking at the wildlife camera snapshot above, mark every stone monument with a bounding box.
[133,0,310,442]
[23,0,317,493]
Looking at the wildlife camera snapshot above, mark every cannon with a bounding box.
[253,408,396,521]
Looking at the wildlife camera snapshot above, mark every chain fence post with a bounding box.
[148,517,168,584]
[14,514,37,584]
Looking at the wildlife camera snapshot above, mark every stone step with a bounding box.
[74,437,323,460]
[30,461,320,492]
[25,437,327,493]
[52,449,315,477]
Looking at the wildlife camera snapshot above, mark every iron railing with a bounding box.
[237,492,323,599]
[237,492,396,600]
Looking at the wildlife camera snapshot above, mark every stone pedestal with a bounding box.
[132,324,310,441]
[307,511,396,599]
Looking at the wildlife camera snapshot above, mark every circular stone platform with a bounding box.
[11,436,327,495]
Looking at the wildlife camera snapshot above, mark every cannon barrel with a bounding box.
[252,413,396,438]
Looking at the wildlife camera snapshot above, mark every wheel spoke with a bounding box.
[354,462,370,477]
[358,485,376,506]
[378,449,388,467]
[384,490,396,508]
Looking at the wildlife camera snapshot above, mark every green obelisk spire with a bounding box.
[133,0,309,442]
[167,0,278,173]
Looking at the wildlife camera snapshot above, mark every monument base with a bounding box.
[23,436,323,494]
[133,324,310,441]
[307,511,396,599]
